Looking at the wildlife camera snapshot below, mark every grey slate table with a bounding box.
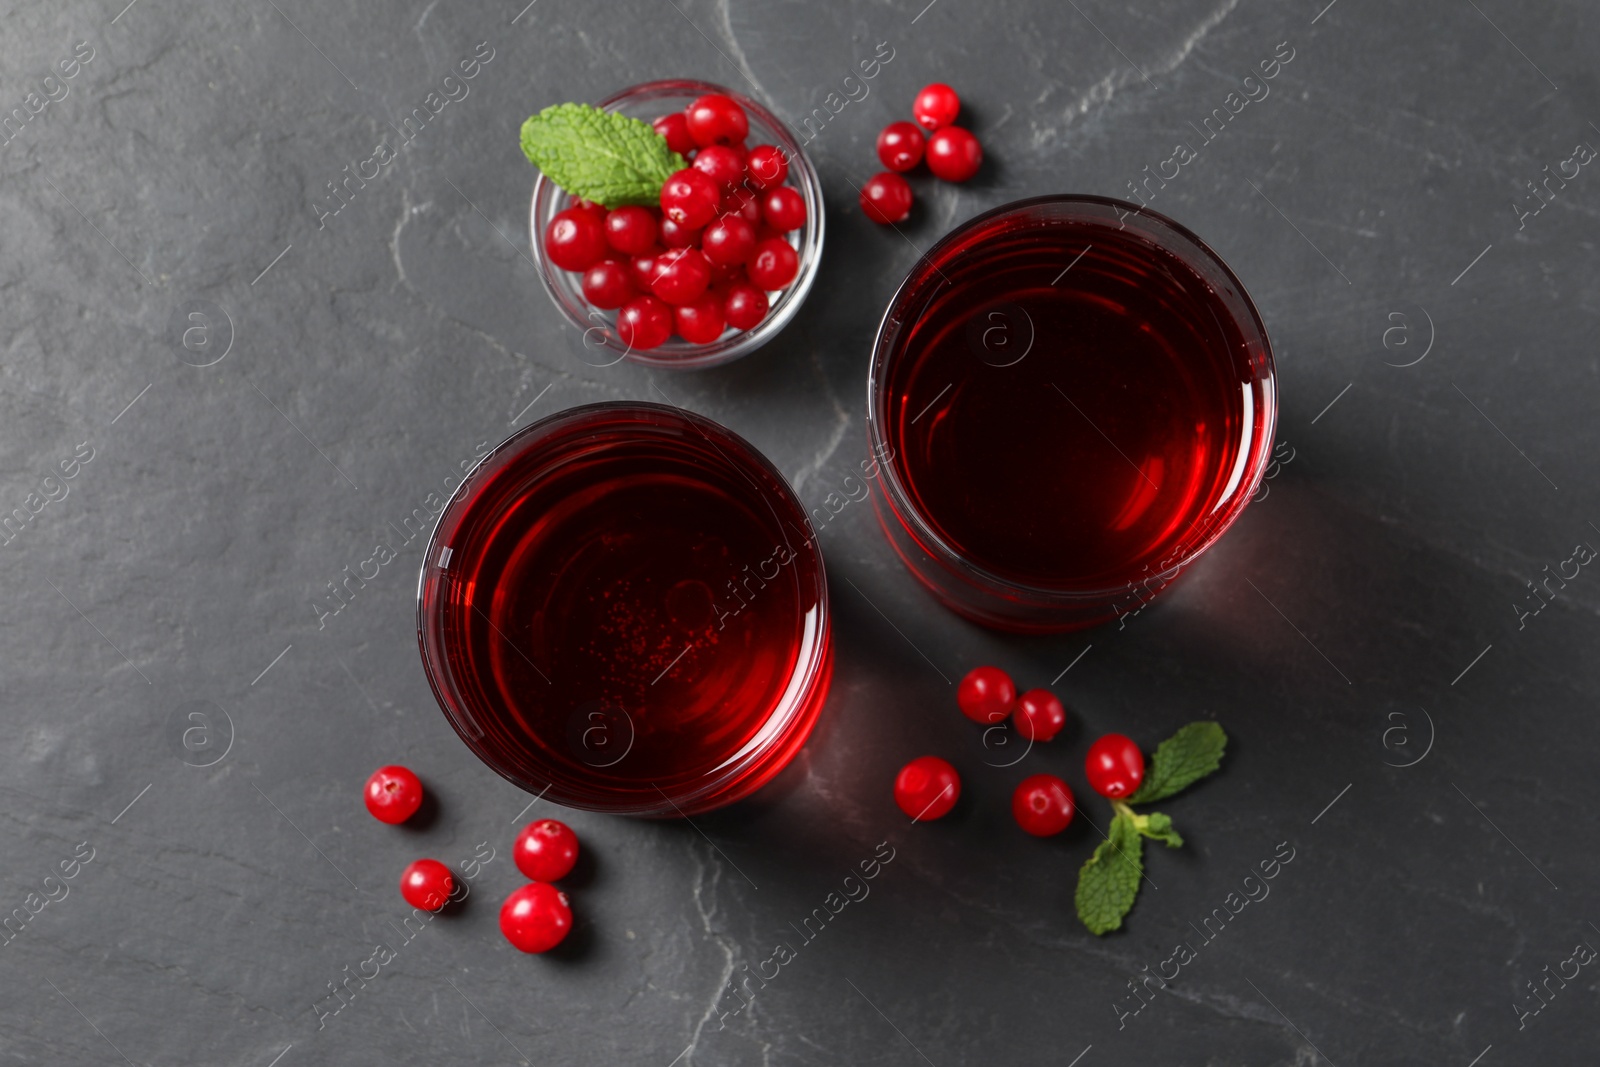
[4,0,1597,1063]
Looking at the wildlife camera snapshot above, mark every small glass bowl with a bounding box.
[529,79,825,371]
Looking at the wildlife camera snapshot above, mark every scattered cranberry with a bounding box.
[956,665,1016,724]
[876,121,926,172]
[761,186,807,232]
[1085,734,1146,799]
[675,293,727,344]
[1013,689,1067,743]
[913,83,961,131]
[603,206,659,255]
[499,882,573,954]
[399,858,454,910]
[1012,774,1076,837]
[618,295,674,350]
[363,765,423,824]
[702,215,757,267]
[544,207,608,271]
[724,283,769,331]
[685,93,749,147]
[748,237,798,290]
[513,818,580,882]
[658,216,702,248]
[659,168,721,229]
[653,112,696,155]
[692,144,747,189]
[926,126,982,182]
[859,172,913,225]
[745,144,789,189]
[650,246,712,305]
[894,756,960,821]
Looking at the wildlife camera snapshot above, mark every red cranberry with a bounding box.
[499,882,572,953]
[1012,688,1067,742]
[745,144,789,189]
[860,172,913,225]
[675,293,727,344]
[658,216,702,248]
[761,186,806,232]
[724,283,769,331]
[956,665,1015,724]
[685,93,749,147]
[363,765,423,824]
[581,259,634,309]
[653,112,696,155]
[876,121,926,172]
[659,167,721,229]
[719,188,764,227]
[400,858,454,910]
[913,83,961,131]
[1085,734,1146,799]
[650,246,712,305]
[747,237,798,290]
[544,207,607,271]
[709,258,747,286]
[692,144,746,189]
[618,295,673,350]
[603,206,659,255]
[926,126,982,182]
[628,251,662,291]
[513,819,580,882]
[702,215,756,267]
[893,755,960,821]
[1011,774,1076,837]
[569,197,608,224]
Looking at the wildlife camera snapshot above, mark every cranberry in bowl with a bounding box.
[527,81,824,370]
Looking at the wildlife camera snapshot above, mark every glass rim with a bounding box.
[865,193,1278,603]
[528,79,826,371]
[415,400,832,815]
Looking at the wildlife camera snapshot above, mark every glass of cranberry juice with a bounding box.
[417,402,831,816]
[867,195,1277,632]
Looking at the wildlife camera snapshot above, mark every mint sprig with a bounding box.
[520,102,687,208]
[1074,722,1227,935]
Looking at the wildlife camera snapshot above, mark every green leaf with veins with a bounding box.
[1127,721,1228,804]
[519,102,688,208]
[1075,807,1144,935]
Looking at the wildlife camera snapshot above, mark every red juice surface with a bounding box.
[880,206,1272,593]
[419,404,828,813]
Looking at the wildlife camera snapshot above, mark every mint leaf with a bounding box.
[1075,808,1143,935]
[1134,810,1184,848]
[520,103,687,208]
[1127,721,1227,804]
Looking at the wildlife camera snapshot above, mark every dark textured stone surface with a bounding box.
[3,0,1597,1063]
